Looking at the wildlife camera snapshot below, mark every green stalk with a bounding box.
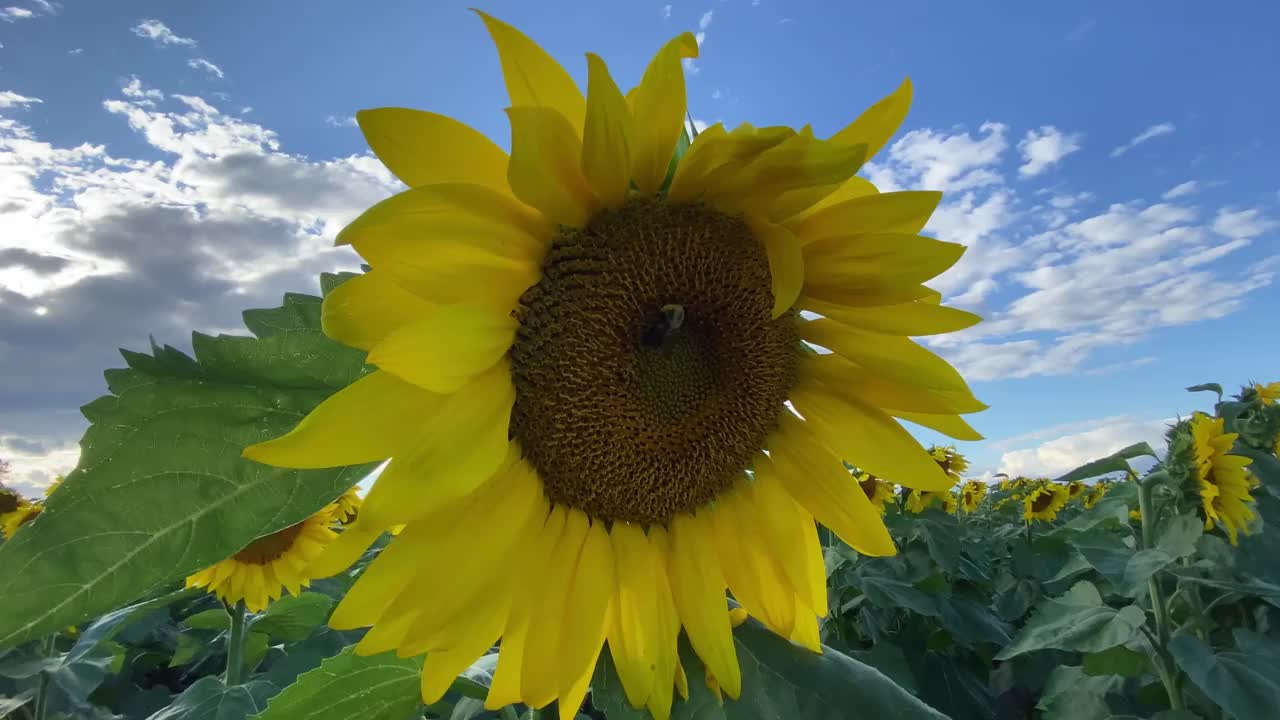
[1139,480,1184,710]
[33,634,56,720]
[224,600,248,686]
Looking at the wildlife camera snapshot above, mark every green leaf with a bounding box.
[0,285,374,649]
[1121,549,1175,597]
[148,676,277,720]
[251,593,335,643]
[0,692,34,716]
[1170,573,1280,609]
[1233,446,1280,499]
[995,581,1146,660]
[253,645,423,720]
[1063,483,1138,532]
[1072,531,1137,588]
[246,631,271,673]
[1186,383,1224,401]
[186,609,232,632]
[1169,630,1280,720]
[659,618,946,719]
[170,632,203,667]
[658,124,694,197]
[850,642,918,695]
[1155,514,1203,560]
[1082,645,1149,677]
[590,652,649,720]
[65,586,197,665]
[1037,666,1121,720]
[1052,444,1157,485]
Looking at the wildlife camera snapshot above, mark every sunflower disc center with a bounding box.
[233,522,305,565]
[509,200,798,525]
[1030,493,1054,513]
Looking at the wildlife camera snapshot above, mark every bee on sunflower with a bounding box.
[1023,483,1070,523]
[856,472,896,515]
[240,11,984,718]
[1188,413,1257,545]
[186,504,340,612]
[958,479,987,513]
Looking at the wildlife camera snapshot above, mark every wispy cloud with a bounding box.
[325,115,357,128]
[131,18,196,47]
[1162,180,1199,200]
[29,0,56,13]
[187,58,225,79]
[0,6,34,21]
[1111,122,1175,157]
[661,4,671,19]
[1017,126,1083,177]
[0,90,42,108]
[684,10,714,75]
[67,47,83,55]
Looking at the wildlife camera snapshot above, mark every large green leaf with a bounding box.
[251,593,335,644]
[1052,444,1158,485]
[0,284,375,648]
[996,581,1146,660]
[1082,646,1148,678]
[148,676,278,720]
[1037,666,1121,720]
[1169,629,1280,720]
[252,646,422,720]
[1062,483,1138,532]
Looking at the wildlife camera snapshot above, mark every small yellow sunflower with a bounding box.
[1190,412,1256,545]
[334,487,363,524]
[1129,508,1142,522]
[1253,381,1280,406]
[186,504,339,612]
[240,11,984,718]
[906,489,956,514]
[929,445,969,481]
[959,480,986,513]
[856,472,895,515]
[1082,482,1110,510]
[1,477,63,539]
[1023,484,1070,523]
[1065,481,1086,500]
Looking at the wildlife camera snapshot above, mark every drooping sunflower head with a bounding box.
[856,472,896,515]
[1065,481,1086,499]
[906,489,956,514]
[1190,412,1257,545]
[1023,484,1070,523]
[1082,481,1110,510]
[334,487,362,524]
[186,504,339,612]
[929,445,969,480]
[959,479,987,513]
[242,11,985,718]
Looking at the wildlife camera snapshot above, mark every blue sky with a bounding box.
[1,0,1277,492]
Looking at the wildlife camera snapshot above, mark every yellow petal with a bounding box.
[484,608,529,710]
[798,284,936,308]
[799,354,987,415]
[367,303,516,394]
[710,129,867,221]
[708,489,795,636]
[803,233,966,294]
[643,527,682,720]
[507,106,599,227]
[743,460,825,614]
[667,512,741,700]
[522,509,591,708]
[307,522,383,580]
[829,77,913,162]
[788,598,822,653]
[896,409,983,438]
[320,272,433,352]
[356,366,514,530]
[784,176,878,225]
[770,414,897,556]
[667,124,793,203]
[243,370,432,469]
[799,318,973,394]
[557,521,615,719]
[752,218,803,318]
[629,32,699,193]
[582,53,634,208]
[337,183,548,311]
[800,296,980,336]
[789,191,941,246]
[475,10,586,135]
[790,381,954,491]
[418,610,506,704]
[608,523,660,708]
[356,108,511,193]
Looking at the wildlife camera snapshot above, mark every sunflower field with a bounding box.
[4,12,1280,720]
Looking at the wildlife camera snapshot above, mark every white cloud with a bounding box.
[67,47,83,55]
[1162,181,1198,200]
[240,106,253,114]
[325,115,357,128]
[683,11,714,74]
[868,121,1008,192]
[29,0,56,13]
[131,18,196,47]
[1017,126,1082,177]
[0,6,33,21]
[1111,122,1175,157]
[187,58,225,79]
[0,81,402,489]
[997,416,1171,479]
[1212,208,1277,239]
[688,117,710,134]
[699,10,714,29]
[661,4,671,19]
[0,91,42,108]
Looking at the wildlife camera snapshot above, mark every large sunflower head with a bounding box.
[333,487,362,524]
[1190,412,1257,545]
[856,472,896,515]
[1023,483,1070,523]
[186,504,339,612]
[241,12,984,718]
[959,479,987,513]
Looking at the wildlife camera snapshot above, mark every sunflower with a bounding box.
[906,489,957,514]
[959,480,987,513]
[1,477,63,539]
[241,12,983,718]
[856,472,896,515]
[334,487,363,524]
[1129,508,1142,522]
[1065,481,1086,500]
[929,445,969,481]
[1082,482,1110,510]
[0,486,29,536]
[186,504,339,612]
[1253,381,1280,406]
[1023,484,1070,523]
[1190,412,1256,545]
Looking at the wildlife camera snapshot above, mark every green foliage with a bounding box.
[0,285,374,648]
[1168,629,1280,720]
[996,581,1146,659]
[250,594,335,644]
[252,646,423,720]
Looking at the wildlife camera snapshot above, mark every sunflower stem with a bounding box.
[33,634,56,720]
[224,600,249,686]
[1138,480,1184,710]
[499,707,520,720]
